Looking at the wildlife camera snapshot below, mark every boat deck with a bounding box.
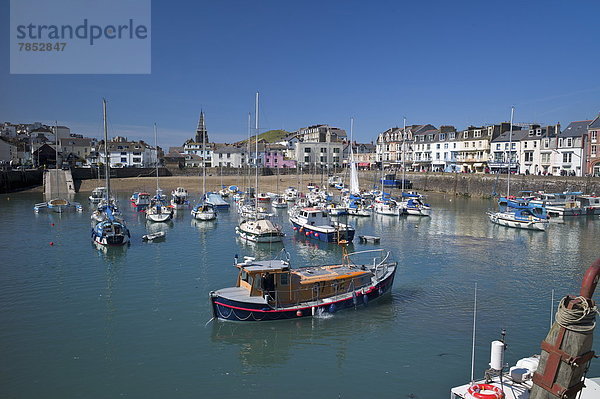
[213,287,268,304]
[293,265,369,284]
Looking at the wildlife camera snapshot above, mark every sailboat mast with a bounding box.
[55,120,59,198]
[203,117,206,196]
[154,123,159,192]
[402,117,406,193]
[507,106,514,197]
[255,92,260,209]
[247,112,251,192]
[103,99,110,200]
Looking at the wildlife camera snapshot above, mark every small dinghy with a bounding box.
[359,235,380,243]
[142,231,166,241]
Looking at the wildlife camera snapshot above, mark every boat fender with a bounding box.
[352,292,357,305]
[329,303,336,313]
[305,232,310,236]
[314,233,319,238]
[363,295,369,306]
[296,310,302,317]
[466,383,504,399]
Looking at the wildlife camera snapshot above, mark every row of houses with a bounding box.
[3,112,599,177]
[375,116,600,177]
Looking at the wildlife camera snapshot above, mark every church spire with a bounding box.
[195,110,208,143]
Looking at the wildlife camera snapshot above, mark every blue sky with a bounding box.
[1,0,599,148]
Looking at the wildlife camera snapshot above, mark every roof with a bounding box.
[491,128,530,143]
[59,137,92,146]
[106,141,150,151]
[562,120,592,138]
[589,114,600,129]
[213,146,243,154]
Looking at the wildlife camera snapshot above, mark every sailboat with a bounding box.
[397,117,430,216]
[373,152,400,216]
[146,124,174,223]
[345,118,370,216]
[272,166,288,209]
[91,99,130,247]
[488,107,547,231]
[33,122,83,213]
[236,92,284,243]
[191,125,217,221]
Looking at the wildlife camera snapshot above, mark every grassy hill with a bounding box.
[237,129,290,145]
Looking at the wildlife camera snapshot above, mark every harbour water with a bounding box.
[1,191,599,398]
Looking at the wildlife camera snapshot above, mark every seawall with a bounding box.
[405,172,600,198]
[0,170,43,193]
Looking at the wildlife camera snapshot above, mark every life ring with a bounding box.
[467,384,504,399]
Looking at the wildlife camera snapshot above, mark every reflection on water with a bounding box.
[0,191,598,399]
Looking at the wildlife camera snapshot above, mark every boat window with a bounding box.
[241,270,248,281]
[280,273,289,285]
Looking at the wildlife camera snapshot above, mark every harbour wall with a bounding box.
[0,170,43,193]
[404,172,600,198]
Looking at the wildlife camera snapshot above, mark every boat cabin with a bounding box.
[297,208,331,225]
[235,259,373,307]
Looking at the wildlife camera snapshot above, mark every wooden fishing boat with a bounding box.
[210,249,397,321]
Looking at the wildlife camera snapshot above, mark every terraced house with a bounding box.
[586,114,600,176]
[376,124,435,168]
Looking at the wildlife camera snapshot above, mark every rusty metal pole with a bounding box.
[531,258,600,399]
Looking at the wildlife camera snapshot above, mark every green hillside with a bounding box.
[237,129,290,145]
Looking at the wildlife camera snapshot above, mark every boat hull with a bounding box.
[488,212,547,231]
[290,220,355,243]
[235,227,283,243]
[210,268,396,322]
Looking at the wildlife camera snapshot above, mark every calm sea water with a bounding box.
[0,191,599,398]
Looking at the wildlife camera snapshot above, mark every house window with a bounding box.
[511,143,516,149]
[304,148,311,153]
[474,131,482,138]
[440,133,446,141]
[436,153,440,159]
[544,139,550,148]
[133,152,141,155]
[591,145,597,156]
[133,157,141,163]
[444,143,448,149]
[436,144,440,149]
[504,143,509,150]
[558,138,563,147]
[533,141,537,148]
[496,144,501,150]
[449,132,456,139]
[121,157,127,162]
[524,142,528,149]
[524,152,533,162]
[541,153,550,163]
[333,148,340,153]
[529,130,534,136]
[304,156,310,162]
[563,153,572,163]
[120,152,126,155]
[536,129,542,136]
[453,143,456,148]
[592,131,598,142]
[566,138,573,147]
[465,142,469,148]
[463,132,469,139]
[321,148,327,153]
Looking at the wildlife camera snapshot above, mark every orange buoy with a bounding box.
[467,384,504,399]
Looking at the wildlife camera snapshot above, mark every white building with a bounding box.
[96,138,157,167]
[293,124,346,168]
[0,138,18,163]
[212,146,248,168]
[183,141,212,167]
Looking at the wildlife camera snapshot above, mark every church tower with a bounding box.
[195,110,208,143]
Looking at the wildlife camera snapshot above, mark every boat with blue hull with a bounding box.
[205,192,230,209]
[289,207,355,243]
[209,250,397,322]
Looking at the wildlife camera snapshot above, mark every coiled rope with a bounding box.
[555,296,599,332]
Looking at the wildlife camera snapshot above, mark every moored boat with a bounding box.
[236,218,284,243]
[191,202,217,221]
[209,249,397,321]
[290,207,355,243]
[89,187,107,203]
[170,187,189,209]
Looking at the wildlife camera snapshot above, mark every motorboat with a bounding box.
[326,202,348,216]
[344,195,371,216]
[577,195,600,215]
[132,192,151,210]
[191,202,217,221]
[209,249,397,321]
[142,231,166,241]
[257,192,271,203]
[284,187,298,201]
[290,207,355,243]
[272,195,288,209]
[170,187,189,210]
[89,187,107,203]
[528,191,584,217]
[236,218,284,243]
